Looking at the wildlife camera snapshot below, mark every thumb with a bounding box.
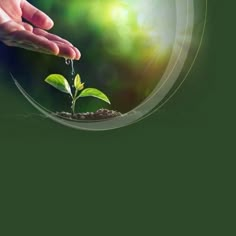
[21,1,54,30]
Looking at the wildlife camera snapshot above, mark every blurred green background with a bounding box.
[0,0,177,114]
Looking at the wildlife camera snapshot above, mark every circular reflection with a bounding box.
[12,0,207,131]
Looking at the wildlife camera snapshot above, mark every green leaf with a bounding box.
[77,88,111,104]
[74,74,84,91]
[45,74,72,96]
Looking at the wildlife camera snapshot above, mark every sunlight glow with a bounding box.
[105,0,176,56]
[110,4,129,22]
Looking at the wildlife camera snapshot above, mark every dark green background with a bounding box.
[0,1,235,235]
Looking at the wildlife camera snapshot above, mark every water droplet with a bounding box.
[64,58,75,76]
[65,58,71,65]
[71,60,75,76]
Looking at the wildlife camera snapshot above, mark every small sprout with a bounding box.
[45,73,111,114]
[74,74,85,91]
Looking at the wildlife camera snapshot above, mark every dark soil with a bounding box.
[55,108,122,121]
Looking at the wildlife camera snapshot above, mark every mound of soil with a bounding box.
[55,108,122,121]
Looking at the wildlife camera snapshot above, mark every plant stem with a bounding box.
[71,89,79,115]
[71,99,76,115]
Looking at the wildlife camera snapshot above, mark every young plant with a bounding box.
[45,74,111,114]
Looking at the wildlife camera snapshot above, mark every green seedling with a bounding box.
[45,74,111,114]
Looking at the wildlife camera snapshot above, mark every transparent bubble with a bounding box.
[13,0,207,131]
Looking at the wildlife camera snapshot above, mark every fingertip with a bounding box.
[35,16,54,30]
[59,48,76,60]
[43,18,54,30]
[74,47,81,60]
[43,41,59,55]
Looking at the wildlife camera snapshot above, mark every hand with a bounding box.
[0,0,80,60]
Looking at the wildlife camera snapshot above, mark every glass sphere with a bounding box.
[3,0,207,131]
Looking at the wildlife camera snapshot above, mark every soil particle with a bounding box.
[55,109,122,121]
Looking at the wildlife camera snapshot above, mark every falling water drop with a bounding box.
[71,60,75,76]
[64,58,75,77]
[65,58,71,65]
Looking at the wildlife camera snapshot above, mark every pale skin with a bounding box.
[0,0,80,60]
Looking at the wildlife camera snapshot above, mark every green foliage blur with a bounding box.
[1,0,174,113]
